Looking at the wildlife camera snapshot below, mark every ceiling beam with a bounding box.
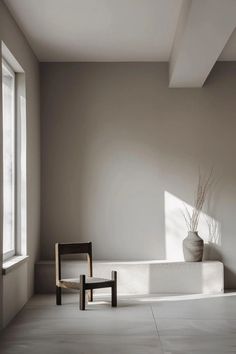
[169,0,236,88]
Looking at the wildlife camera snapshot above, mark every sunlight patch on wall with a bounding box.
[164,191,221,261]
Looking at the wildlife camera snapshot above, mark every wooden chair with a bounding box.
[55,242,117,310]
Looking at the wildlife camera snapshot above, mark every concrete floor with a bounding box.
[1,293,236,354]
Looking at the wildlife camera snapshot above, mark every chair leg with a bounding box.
[56,286,61,305]
[88,289,93,302]
[80,274,86,310]
[111,271,117,307]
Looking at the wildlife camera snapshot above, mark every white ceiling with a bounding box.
[3,0,236,88]
[4,0,184,61]
[4,0,236,62]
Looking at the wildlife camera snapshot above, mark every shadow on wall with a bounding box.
[224,266,236,290]
[164,191,222,261]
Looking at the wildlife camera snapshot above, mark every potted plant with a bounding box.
[182,169,213,262]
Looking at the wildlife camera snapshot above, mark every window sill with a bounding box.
[2,255,29,275]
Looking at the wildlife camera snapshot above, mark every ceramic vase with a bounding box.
[183,231,204,262]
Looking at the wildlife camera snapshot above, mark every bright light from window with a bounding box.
[2,42,27,262]
[2,60,15,260]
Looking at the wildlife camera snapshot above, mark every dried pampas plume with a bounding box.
[183,168,214,232]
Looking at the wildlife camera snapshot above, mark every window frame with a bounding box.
[2,58,17,262]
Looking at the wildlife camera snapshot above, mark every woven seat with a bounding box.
[59,277,113,289]
[55,242,117,310]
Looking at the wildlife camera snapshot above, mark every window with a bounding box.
[2,59,16,260]
[2,45,27,262]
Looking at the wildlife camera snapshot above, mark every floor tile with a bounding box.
[0,334,163,354]
[2,293,236,354]
[151,294,236,320]
[156,318,236,336]
[160,335,236,353]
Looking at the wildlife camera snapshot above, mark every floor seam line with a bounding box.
[150,305,165,354]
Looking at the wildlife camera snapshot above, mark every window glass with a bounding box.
[2,60,15,259]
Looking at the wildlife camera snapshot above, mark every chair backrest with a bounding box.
[55,242,93,283]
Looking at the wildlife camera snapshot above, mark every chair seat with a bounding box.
[59,277,113,289]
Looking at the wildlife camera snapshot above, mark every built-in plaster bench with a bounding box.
[35,260,223,295]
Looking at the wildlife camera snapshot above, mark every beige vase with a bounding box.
[183,231,204,262]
